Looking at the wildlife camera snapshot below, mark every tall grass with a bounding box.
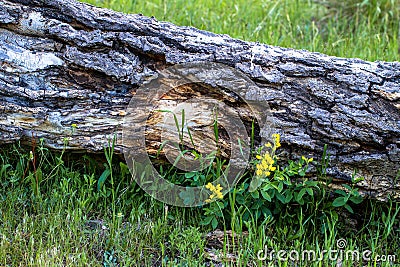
[1,140,399,266]
[82,0,399,61]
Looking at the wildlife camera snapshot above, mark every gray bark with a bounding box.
[0,0,399,200]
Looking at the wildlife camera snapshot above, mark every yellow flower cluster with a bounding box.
[256,152,276,176]
[272,133,281,148]
[205,183,223,203]
[255,133,281,177]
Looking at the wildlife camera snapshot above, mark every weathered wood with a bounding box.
[0,0,399,200]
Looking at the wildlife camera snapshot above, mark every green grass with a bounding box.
[1,140,399,266]
[81,0,399,61]
[1,1,400,266]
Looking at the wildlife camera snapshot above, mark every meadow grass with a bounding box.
[1,0,400,266]
[82,0,399,62]
[1,140,399,266]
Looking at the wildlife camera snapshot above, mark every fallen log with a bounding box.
[0,0,399,201]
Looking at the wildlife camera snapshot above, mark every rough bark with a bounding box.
[0,0,399,200]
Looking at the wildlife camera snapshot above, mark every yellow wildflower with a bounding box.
[205,182,223,203]
[253,133,281,181]
[272,133,281,148]
[71,123,77,128]
[265,155,274,165]
[301,156,314,163]
[261,160,268,169]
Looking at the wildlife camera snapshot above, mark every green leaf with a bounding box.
[261,190,272,202]
[200,216,213,226]
[334,189,347,197]
[185,172,196,178]
[305,188,314,197]
[352,176,364,184]
[216,201,225,210]
[277,182,284,193]
[344,204,354,213]
[97,169,111,191]
[332,197,346,207]
[270,181,280,191]
[251,190,260,199]
[297,188,307,201]
[263,183,272,191]
[342,184,352,191]
[236,194,245,205]
[305,181,318,187]
[211,217,218,229]
[276,192,286,203]
[296,196,304,205]
[269,189,275,199]
[350,196,363,204]
[261,206,272,218]
[285,190,293,203]
[283,179,292,186]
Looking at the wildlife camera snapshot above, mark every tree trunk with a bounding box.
[0,0,399,200]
